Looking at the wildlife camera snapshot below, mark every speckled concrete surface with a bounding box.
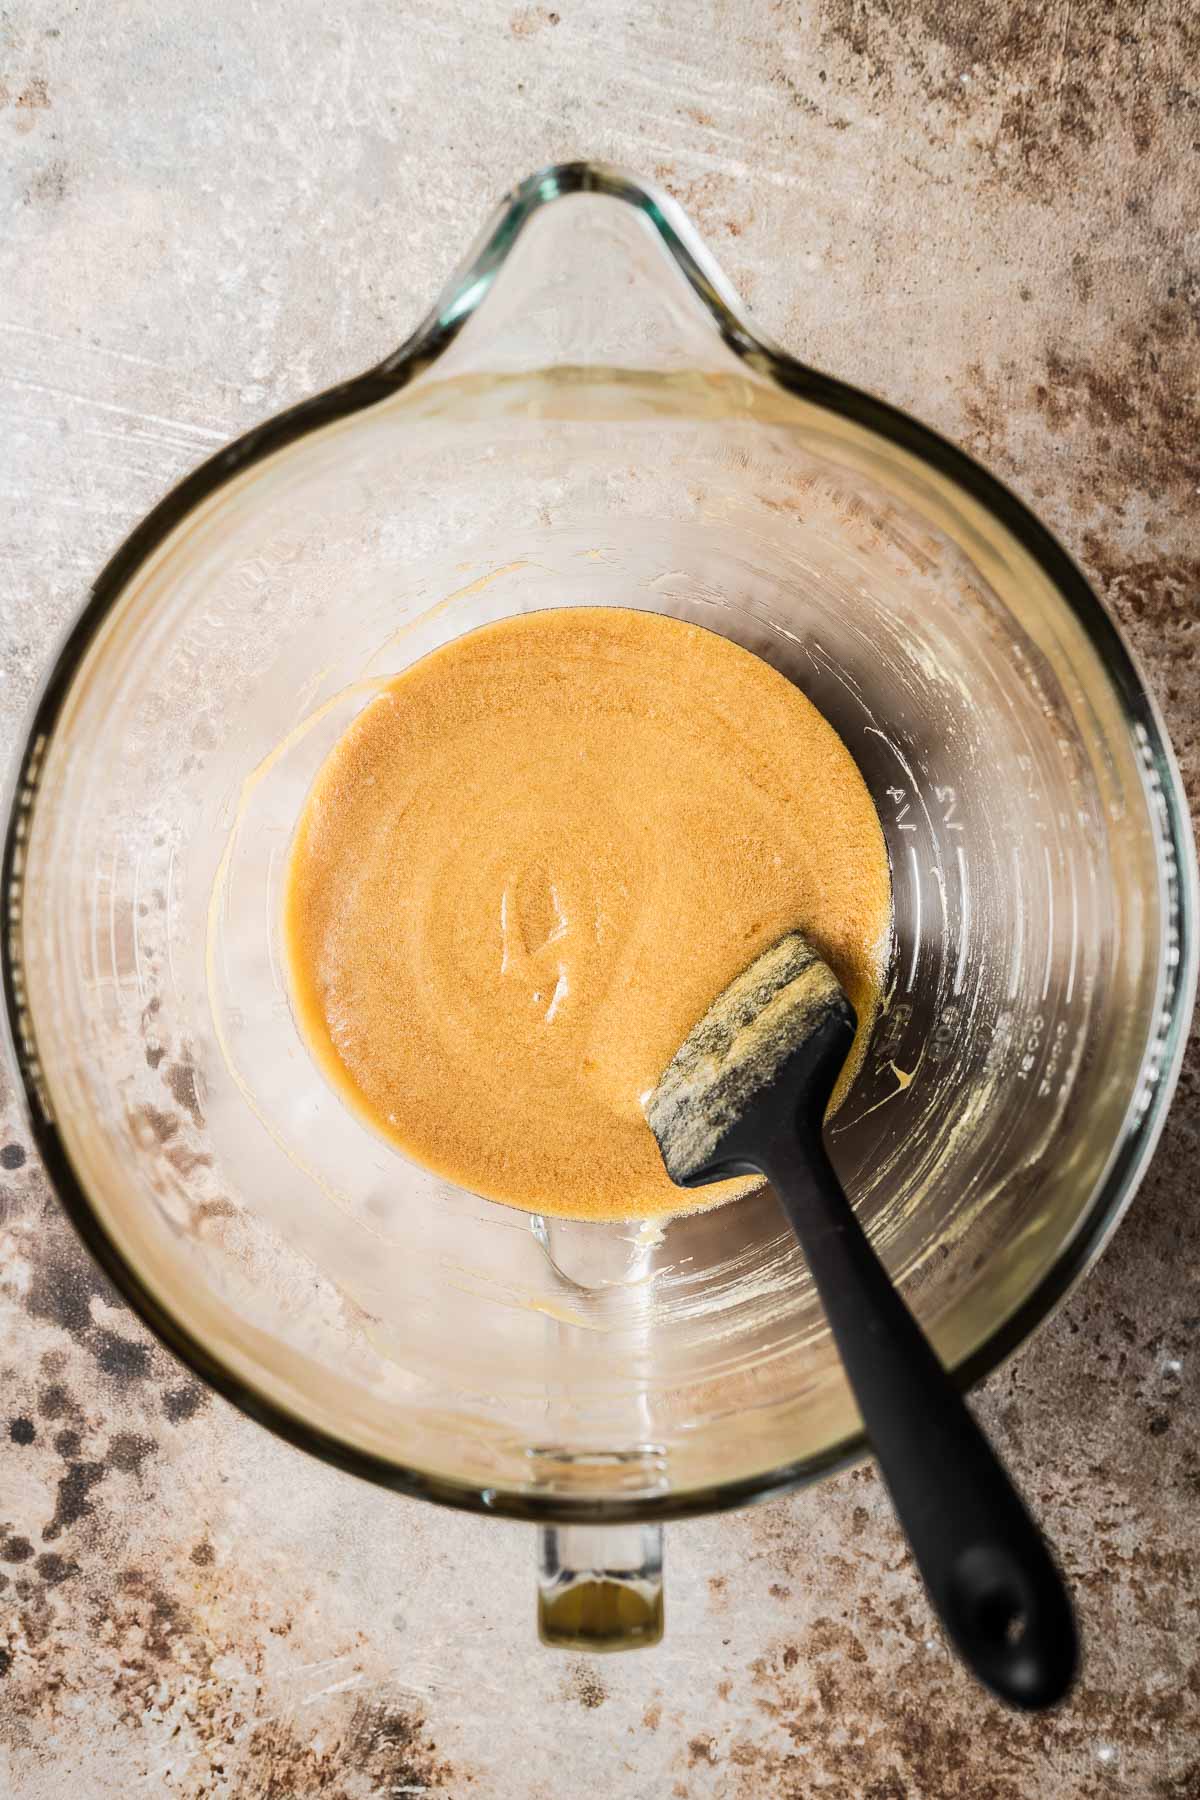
[1,3,1198,1795]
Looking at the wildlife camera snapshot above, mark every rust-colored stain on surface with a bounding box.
[1,0,1198,1793]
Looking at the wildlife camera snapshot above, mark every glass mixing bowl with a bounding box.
[4,164,1195,1650]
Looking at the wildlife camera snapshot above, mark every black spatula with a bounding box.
[647,930,1077,1709]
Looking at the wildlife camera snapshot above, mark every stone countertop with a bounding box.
[1,3,1197,1795]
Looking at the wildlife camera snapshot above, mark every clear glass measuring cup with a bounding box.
[5,164,1195,1651]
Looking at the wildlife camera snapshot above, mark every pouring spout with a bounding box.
[374,162,775,390]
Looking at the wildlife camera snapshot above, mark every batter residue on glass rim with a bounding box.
[283,606,892,1220]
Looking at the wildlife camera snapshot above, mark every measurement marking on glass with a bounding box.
[130,848,147,1003]
[953,844,970,996]
[1041,844,1055,1002]
[1008,846,1024,1000]
[1066,862,1079,1004]
[906,842,922,992]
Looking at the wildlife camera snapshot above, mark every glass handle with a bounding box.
[537,1522,664,1652]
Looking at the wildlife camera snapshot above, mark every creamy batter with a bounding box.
[283,607,892,1220]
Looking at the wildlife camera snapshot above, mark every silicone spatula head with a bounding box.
[647,929,856,1187]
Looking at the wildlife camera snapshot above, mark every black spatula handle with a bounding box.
[762,1128,1078,1709]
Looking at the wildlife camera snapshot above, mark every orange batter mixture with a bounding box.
[284,608,891,1220]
